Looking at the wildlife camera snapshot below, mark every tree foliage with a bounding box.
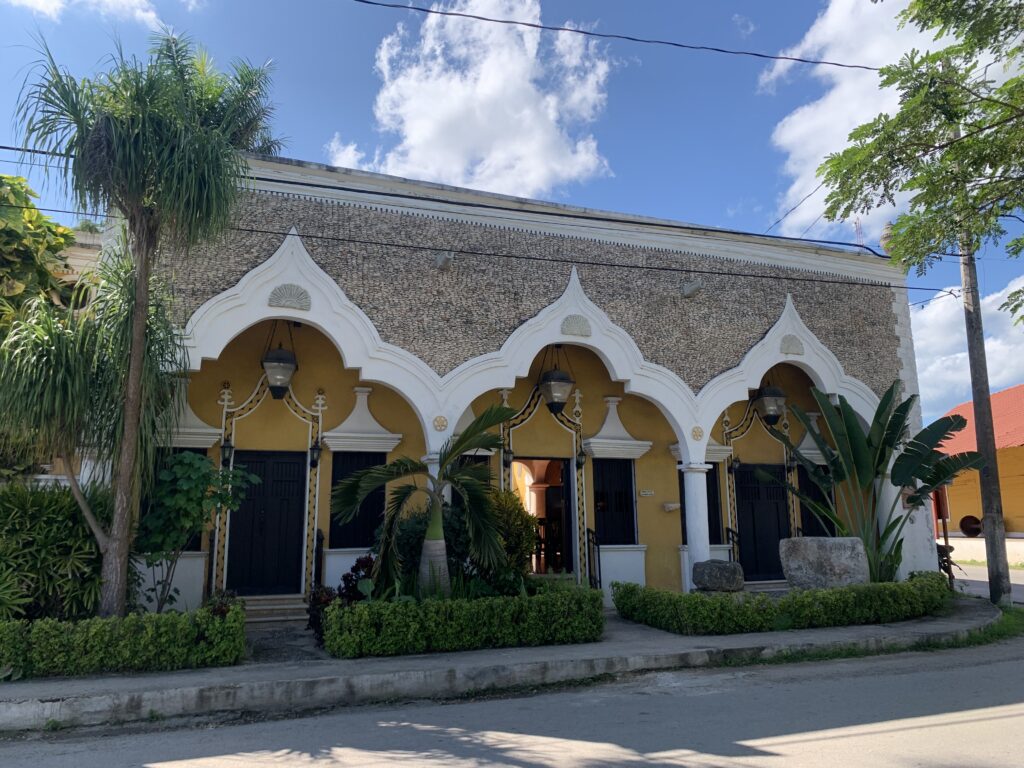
[0,175,72,320]
[822,0,1024,317]
[761,381,983,581]
[0,243,184,562]
[332,406,515,597]
[17,29,281,614]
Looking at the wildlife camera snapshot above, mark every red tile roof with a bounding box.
[942,383,1024,454]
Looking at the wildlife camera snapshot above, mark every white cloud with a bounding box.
[911,276,1024,422]
[732,14,756,38]
[3,0,160,26]
[760,0,945,240]
[325,0,612,198]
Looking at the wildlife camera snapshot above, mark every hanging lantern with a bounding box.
[537,345,575,415]
[262,345,298,399]
[539,368,575,414]
[752,385,787,426]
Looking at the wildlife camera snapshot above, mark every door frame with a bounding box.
[212,375,324,596]
[226,449,308,595]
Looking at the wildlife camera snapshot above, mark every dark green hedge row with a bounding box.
[0,604,246,679]
[612,572,951,636]
[324,587,604,658]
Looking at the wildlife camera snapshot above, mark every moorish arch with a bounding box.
[181,231,882,464]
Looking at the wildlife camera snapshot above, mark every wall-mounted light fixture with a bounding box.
[309,439,323,469]
[727,456,742,474]
[576,447,587,468]
[502,448,515,469]
[220,439,234,466]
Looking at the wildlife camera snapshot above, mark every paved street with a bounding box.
[4,634,1023,767]
[956,565,1024,604]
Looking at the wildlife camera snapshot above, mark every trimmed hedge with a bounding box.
[324,587,604,658]
[612,572,951,636]
[0,604,246,680]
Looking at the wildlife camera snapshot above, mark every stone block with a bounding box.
[692,559,745,592]
[780,536,870,590]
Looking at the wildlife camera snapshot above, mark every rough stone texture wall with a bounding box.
[159,190,902,396]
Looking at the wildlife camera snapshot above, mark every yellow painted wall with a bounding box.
[946,445,1024,533]
[469,346,684,591]
[187,320,426,547]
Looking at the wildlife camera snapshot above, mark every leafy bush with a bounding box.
[0,601,245,680]
[491,489,536,575]
[612,571,951,636]
[136,452,257,612]
[0,482,109,621]
[323,586,604,658]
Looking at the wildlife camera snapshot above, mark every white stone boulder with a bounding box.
[779,537,870,590]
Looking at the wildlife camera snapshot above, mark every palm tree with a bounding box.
[0,245,182,569]
[332,405,515,596]
[17,31,280,615]
[763,381,983,581]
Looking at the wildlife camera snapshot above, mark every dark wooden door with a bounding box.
[593,458,637,545]
[735,464,790,581]
[227,451,306,595]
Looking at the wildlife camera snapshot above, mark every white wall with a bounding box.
[600,544,646,606]
[134,552,207,612]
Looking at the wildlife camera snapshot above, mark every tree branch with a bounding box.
[62,453,110,552]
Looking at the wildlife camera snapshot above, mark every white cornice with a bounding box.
[671,439,731,463]
[247,158,900,285]
[169,400,220,449]
[583,397,652,460]
[322,387,402,454]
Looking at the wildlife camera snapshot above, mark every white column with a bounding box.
[681,462,712,591]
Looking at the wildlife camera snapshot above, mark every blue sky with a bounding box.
[0,0,1021,421]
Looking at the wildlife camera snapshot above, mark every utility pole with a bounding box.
[959,239,1012,606]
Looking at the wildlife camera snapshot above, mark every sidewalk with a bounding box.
[0,598,999,733]
[955,565,1024,604]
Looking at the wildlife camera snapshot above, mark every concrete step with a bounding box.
[242,594,308,625]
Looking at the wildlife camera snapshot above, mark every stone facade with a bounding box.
[160,188,903,397]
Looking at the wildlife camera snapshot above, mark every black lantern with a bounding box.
[752,385,787,426]
[537,345,575,415]
[727,456,741,474]
[576,447,588,468]
[262,320,298,399]
[220,439,234,466]
[309,439,323,468]
[502,448,515,469]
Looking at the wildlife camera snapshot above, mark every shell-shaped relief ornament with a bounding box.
[268,283,312,311]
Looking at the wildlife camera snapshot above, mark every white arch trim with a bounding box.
[182,231,881,459]
[182,228,444,439]
[694,294,881,438]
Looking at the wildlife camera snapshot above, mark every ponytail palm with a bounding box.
[332,405,515,597]
[763,381,983,581]
[18,30,280,615]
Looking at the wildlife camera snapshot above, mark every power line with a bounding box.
[3,200,958,296]
[351,0,880,72]
[765,182,825,235]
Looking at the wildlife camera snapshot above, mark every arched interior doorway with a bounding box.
[186,319,426,598]
[710,363,834,583]
[467,344,682,597]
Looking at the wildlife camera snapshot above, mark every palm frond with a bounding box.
[331,457,426,524]
[891,414,971,487]
[438,405,515,471]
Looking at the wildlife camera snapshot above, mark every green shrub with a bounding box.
[613,571,951,636]
[0,603,245,679]
[490,489,536,575]
[0,482,109,620]
[323,587,604,658]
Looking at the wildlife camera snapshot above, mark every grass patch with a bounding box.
[725,604,1024,667]
[956,559,1024,570]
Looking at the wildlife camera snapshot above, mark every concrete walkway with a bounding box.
[0,598,999,733]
